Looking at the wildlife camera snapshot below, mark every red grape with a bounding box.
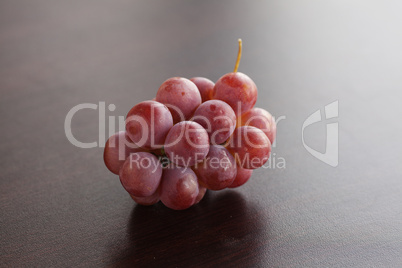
[228,166,253,188]
[125,100,173,149]
[164,121,209,167]
[193,145,237,190]
[190,77,214,102]
[239,107,276,144]
[192,100,236,145]
[156,77,202,123]
[130,190,160,206]
[103,131,143,175]
[227,126,271,169]
[194,186,207,204]
[213,72,257,116]
[119,152,162,197]
[102,39,278,209]
[159,165,199,210]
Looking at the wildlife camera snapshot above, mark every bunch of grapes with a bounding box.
[103,39,276,210]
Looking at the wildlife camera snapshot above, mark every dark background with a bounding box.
[1,0,401,267]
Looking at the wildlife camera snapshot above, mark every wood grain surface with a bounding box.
[1,0,402,267]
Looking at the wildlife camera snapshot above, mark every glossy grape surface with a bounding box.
[213,72,257,116]
[190,77,214,102]
[103,131,143,175]
[156,77,202,123]
[159,165,199,210]
[130,190,160,206]
[239,107,276,144]
[227,126,271,169]
[164,121,209,167]
[193,145,237,190]
[194,186,207,204]
[125,100,173,149]
[192,100,236,145]
[119,152,162,197]
[228,166,253,188]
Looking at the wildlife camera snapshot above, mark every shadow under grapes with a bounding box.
[108,190,268,267]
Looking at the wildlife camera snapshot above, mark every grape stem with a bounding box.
[233,38,242,73]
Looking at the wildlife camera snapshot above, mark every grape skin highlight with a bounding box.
[193,145,237,190]
[194,186,207,204]
[213,72,257,116]
[159,165,200,210]
[125,100,173,149]
[192,100,236,145]
[156,77,202,124]
[227,126,271,169]
[130,190,160,206]
[239,107,276,144]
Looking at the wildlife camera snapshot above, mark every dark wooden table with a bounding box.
[1,1,401,267]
